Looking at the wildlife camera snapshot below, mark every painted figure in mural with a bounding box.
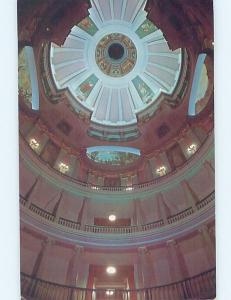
[80,81,94,94]
[80,18,92,30]
[141,22,152,32]
[138,82,148,96]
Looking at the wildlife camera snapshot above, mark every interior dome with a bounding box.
[18,0,215,299]
[50,1,182,126]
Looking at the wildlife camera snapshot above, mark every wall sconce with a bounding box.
[91,186,99,190]
[187,144,197,154]
[125,186,133,191]
[156,166,167,176]
[29,138,40,150]
[59,162,69,174]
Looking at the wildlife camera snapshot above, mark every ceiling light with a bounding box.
[106,290,114,296]
[29,138,40,150]
[106,266,116,275]
[58,162,69,174]
[156,166,167,176]
[187,144,197,154]
[108,214,116,222]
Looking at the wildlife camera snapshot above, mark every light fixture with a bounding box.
[106,290,114,296]
[187,143,197,154]
[108,214,116,222]
[29,138,40,150]
[106,266,116,275]
[91,186,99,190]
[156,166,167,176]
[125,186,133,191]
[58,162,69,174]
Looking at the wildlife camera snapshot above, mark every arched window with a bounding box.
[18,46,39,110]
[188,53,209,116]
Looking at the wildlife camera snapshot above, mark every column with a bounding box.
[133,199,145,227]
[78,198,89,229]
[28,239,54,296]
[166,239,189,282]
[181,180,199,211]
[198,225,215,266]
[66,246,85,300]
[75,247,88,288]
[156,193,169,225]
[203,160,215,183]
[24,176,40,208]
[53,191,64,222]
[137,247,156,288]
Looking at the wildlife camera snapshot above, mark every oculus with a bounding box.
[95,33,137,77]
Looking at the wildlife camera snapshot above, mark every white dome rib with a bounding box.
[50,0,182,126]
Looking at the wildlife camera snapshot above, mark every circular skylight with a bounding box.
[50,0,182,126]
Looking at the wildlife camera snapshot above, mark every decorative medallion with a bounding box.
[95,33,137,77]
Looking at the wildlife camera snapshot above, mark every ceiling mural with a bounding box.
[135,19,158,39]
[76,74,99,101]
[77,16,99,36]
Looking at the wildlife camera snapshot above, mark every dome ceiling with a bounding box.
[50,0,182,126]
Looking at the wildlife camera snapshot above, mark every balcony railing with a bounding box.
[20,191,214,235]
[21,268,216,300]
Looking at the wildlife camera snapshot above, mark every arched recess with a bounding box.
[19,46,39,110]
[188,53,209,116]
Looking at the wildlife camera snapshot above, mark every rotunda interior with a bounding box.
[18,0,215,299]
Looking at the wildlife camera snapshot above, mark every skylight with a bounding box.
[86,146,140,165]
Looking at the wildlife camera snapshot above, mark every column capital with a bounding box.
[138,246,148,255]
[42,238,55,248]
[166,239,177,247]
[73,245,84,255]
[198,224,209,235]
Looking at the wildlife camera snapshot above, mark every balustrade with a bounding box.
[29,204,55,222]
[58,218,81,230]
[21,191,214,235]
[21,268,216,300]
[167,207,194,224]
